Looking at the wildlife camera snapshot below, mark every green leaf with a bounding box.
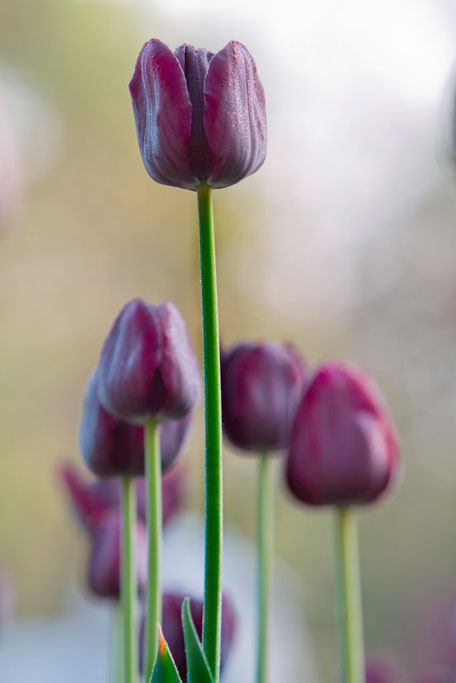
[150,625,182,683]
[181,598,215,683]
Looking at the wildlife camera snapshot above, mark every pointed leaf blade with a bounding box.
[181,598,214,683]
[150,625,182,683]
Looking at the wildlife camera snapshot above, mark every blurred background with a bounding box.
[0,0,456,680]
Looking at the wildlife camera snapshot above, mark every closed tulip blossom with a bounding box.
[79,370,193,477]
[129,39,267,190]
[97,299,201,425]
[60,463,183,532]
[140,592,236,679]
[88,510,147,599]
[221,341,307,453]
[286,361,400,506]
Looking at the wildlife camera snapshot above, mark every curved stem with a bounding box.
[121,476,137,683]
[197,183,223,683]
[334,505,365,683]
[143,418,162,682]
[256,453,274,683]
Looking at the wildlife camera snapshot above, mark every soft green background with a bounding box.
[1,1,455,679]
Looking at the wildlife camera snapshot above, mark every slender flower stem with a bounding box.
[197,183,223,683]
[121,476,137,683]
[334,505,365,683]
[143,418,162,683]
[256,453,274,683]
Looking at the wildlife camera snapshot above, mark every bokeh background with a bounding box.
[1,0,456,680]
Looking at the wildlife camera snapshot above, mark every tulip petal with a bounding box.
[204,41,267,188]
[129,39,196,189]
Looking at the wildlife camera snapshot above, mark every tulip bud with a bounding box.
[60,463,183,532]
[97,299,201,425]
[286,361,400,506]
[139,592,236,678]
[79,369,193,477]
[221,341,307,453]
[129,39,267,190]
[87,510,147,599]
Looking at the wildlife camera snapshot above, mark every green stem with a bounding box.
[121,476,137,683]
[143,418,162,682]
[197,183,223,683]
[256,453,274,683]
[334,506,365,683]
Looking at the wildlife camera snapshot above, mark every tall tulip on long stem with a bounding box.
[221,342,307,683]
[129,38,267,680]
[286,361,401,683]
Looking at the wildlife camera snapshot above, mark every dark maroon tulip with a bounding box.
[286,361,400,506]
[87,510,147,599]
[366,657,400,683]
[139,592,236,678]
[60,463,183,532]
[80,369,193,476]
[129,39,267,190]
[221,341,307,453]
[97,299,201,425]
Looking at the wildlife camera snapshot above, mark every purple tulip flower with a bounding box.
[97,299,201,425]
[80,368,194,477]
[129,39,267,190]
[286,361,400,506]
[60,462,183,532]
[140,592,236,679]
[87,509,147,599]
[221,341,307,453]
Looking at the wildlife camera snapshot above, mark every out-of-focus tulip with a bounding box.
[286,361,400,506]
[97,299,201,425]
[140,592,236,678]
[60,463,184,532]
[415,593,456,671]
[221,341,307,453]
[129,39,267,190]
[87,510,147,599]
[366,657,400,683]
[79,370,193,477]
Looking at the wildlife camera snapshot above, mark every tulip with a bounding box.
[79,370,193,477]
[140,592,236,679]
[97,299,201,425]
[87,510,147,599]
[286,361,400,506]
[60,463,183,532]
[221,341,307,453]
[129,39,267,190]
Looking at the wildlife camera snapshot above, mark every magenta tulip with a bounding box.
[221,341,307,452]
[80,369,193,477]
[97,299,201,425]
[129,39,267,190]
[60,463,183,532]
[286,361,400,505]
[87,510,147,599]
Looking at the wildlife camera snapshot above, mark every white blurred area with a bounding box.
[0,514,317,682]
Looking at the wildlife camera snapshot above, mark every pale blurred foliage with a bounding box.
[0,0,456,679]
